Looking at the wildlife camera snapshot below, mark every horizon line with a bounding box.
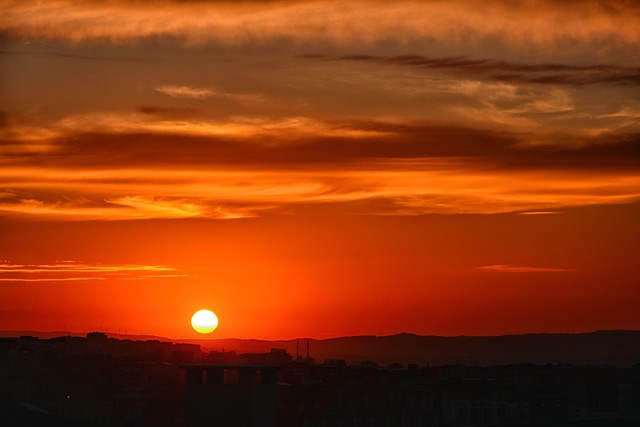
[1,328,638,342]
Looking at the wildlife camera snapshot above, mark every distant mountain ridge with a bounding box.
[3,330,639,367]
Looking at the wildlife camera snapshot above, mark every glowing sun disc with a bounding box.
[191,309,219,334]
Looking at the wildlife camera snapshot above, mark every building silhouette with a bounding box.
[2,333,640,426]
[180,364,282,427]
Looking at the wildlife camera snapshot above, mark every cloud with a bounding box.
[105,196,208,218]
[0,261,188,282]
[517,211,561,215]
[2,0,639,49]
[476,265,575,273]
[12,117,636,171]
[0,111,10,128]
[154,85,270,107]
[106,196,258,220]
[136,106,201,119]
[2,113,639,219]
[0,195,258,220]
[335,55,640,86]
[575,107,640,122]
[0,277,107,282]
[0,47,146,63]
[36,112,389,142]
[154,85,216,99]
[444,81,576,129]
[1,154,639,219]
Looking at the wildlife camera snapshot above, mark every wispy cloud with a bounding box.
[0,195,258,220]
[476,265,575,273]
[106,196,206,219]
[42,112,389,141]
[446,81,575,129]
[5,116,638,170]
[2,1,639,49]
[1,159,639,219]
[1,115,639,220]
[0,262,176,273]
[136,106,201,120]
[517,211,562,215]
[0,277,107,282]
[0,261,189,282]
[155,85,269,106]
[336,55,640,86]
[154,85,216,99]
[0,48,146,63]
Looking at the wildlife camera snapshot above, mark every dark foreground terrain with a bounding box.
[2,332,640,426]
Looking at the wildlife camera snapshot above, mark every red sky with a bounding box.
[1,0,639,339]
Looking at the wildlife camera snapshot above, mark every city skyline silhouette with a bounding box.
[2,331,640,426]
[1,0,639,374]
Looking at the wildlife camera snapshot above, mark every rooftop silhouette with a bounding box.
[2,331,640,426]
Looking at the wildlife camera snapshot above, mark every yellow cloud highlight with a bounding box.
[0,262,188,282]
[154,85,269,105]
[48,113,389,140]
[0,263,176,273]
[106,196,206,219]
[0,195,253,220]
[0,277,107,282]
[1,161,639,219]
[517,211,561,215]
[154,85,217,99]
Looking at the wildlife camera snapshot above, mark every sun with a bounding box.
[191,309,219,334]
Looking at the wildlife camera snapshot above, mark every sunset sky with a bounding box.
[1,0,639,340]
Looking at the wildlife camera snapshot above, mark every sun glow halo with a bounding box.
[191,309,219,334]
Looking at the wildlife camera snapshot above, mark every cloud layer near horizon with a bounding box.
[2,118,639,219]
[0,261,187,282]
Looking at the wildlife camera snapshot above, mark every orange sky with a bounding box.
[1,0,639,339]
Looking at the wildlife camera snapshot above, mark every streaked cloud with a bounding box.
[0,194,257,220]
[0,261,188,282]
[154,85,268,105]
[106,196,206,218]
[335,55,640,86]
[2,0,639,49]
[5,118,640,171]
[136,106,201,120]
[0,262,175,273]
[0,277,107,282]
[38,112,389,141]
[476,265,575,273]
[517,211,561,215]
[1,113,639,220]
[1,160,638,219]
[155,85,216,99]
